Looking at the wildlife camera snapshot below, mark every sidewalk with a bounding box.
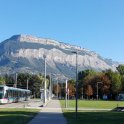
[28,100,67,124]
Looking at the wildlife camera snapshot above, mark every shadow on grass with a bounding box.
[63,111,124,124]
[0,109,39,124]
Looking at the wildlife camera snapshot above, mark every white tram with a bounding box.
[0,85,31,104]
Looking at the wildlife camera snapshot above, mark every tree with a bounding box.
[85,85,93,99]
[78,69,96,81]
[116,64,124,75]
[4,74,15,86]
[0,77,5,85]
[111,72,121,94]
[53,83,61,97]
[67,80,76,98]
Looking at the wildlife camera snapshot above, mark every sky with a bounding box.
[0,0,124,62]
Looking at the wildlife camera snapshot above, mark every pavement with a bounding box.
[28,100,67,124]
[0,99,43,109]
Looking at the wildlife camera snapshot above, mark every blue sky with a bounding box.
[0,0,124,62]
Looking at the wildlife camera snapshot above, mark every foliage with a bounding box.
[116,64,124,75]
[3,73,50,98]
[85,85,93,98]
[111,72,122,94]
[67,80,76,98]
[0,77,5,85]
[77,66,124,100]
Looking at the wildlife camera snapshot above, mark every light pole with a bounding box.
[49,74,52,100]
[57,77,59,99]
[72,51,78,120]
[65,79,68,108]
[82,85,83,100]
[44,55,47,104]
[97,82,102,100]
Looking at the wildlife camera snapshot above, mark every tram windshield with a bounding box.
[0,87,3,92]
[0,93,3,99]
[0,87,4,99]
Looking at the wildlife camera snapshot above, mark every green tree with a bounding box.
[0,77,5,85]
[111,72,121,94]
[4,74,15,86]
[116,64,124,75]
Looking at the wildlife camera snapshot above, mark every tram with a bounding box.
[0,85,31,104]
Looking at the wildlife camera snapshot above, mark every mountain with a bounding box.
[0,34,118,79]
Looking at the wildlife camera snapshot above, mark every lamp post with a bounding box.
[49,74,52,100]
[65,79,68,108]
[43,55,47,104]
[97,82,102,100]
[72,51,78,120]
[57,77,59,99]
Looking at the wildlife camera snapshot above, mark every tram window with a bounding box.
[0,93,3,99]
[0,87,3,91]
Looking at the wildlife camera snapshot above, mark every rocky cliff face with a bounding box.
[0,34,118,79]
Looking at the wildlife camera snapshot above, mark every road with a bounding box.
[0,99,43,109]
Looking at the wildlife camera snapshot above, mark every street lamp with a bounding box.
[72,51,78,120]
[43,55,47,104]
[49,73,52,100]
[97,82,102,100]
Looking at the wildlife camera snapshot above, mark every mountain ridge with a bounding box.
[0,34,119,79]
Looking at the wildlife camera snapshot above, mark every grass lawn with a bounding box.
[0,108,40,124]
[63,110,124,124]
[60,100,124,124]
[60,100,124,109]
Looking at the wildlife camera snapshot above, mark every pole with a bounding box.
[75,51,78,120]
[72,51,78,120]
[97,82,98,100]
[68,88,69,107]
[44,55,47,104]
[49,74,52,99]
[65,80,68,108]
[57,78,58,99]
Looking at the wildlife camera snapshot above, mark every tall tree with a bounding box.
[0,77,5,85]
[116,64,124,75]
[67,80,76,98]
[111,72,121,94]
[85,85,93,99]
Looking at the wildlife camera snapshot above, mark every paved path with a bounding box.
[28,100,67,124]
[0,99,43,109]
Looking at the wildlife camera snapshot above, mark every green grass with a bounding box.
[60,100,124,109]
[63,110,124,124]
[0,108,40,124]
[61,100,124,124]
